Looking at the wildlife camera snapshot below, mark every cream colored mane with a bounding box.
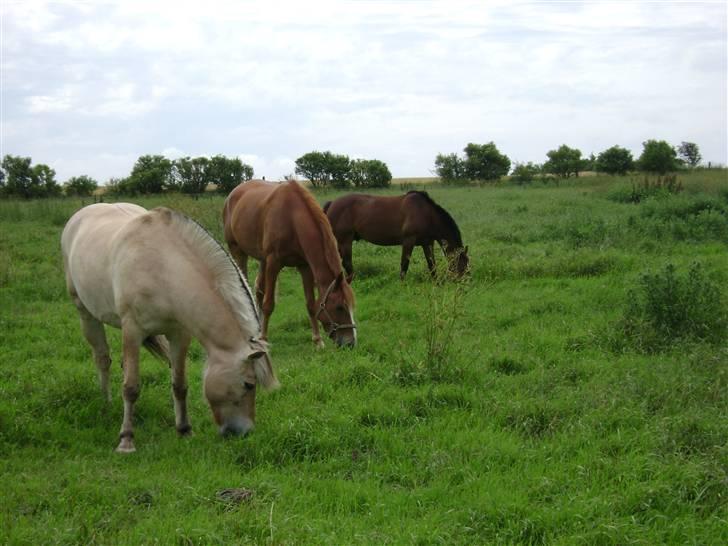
[156,207,261,336]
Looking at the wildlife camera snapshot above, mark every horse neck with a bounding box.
[433,217,461,252]
[176,282,246,355]
[295,215,340,291]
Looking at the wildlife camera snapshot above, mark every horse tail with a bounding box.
[143,335,171,365]
[322,201,332,214]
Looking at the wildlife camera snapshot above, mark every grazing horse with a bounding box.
[323,191,470,280]
[62,203,278,453]
[223,180,356,348]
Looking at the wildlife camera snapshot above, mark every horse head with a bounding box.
[316,272,357,348]
[203,337,278,436]
[447,245,470,278]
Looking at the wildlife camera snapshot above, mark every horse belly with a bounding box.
[66,239,122,327]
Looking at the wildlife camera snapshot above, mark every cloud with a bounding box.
[1,0,725,181]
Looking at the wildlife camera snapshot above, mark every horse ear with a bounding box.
[247,337,279,390]
[346,271,355,284]
[245,337,269,361]
[335,271,345,287]
[464,246,469,254]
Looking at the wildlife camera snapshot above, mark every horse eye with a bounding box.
[244,382,255,391]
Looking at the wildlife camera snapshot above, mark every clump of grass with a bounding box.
[614,262,727,352]
[608,174,683,203]
[393,261,471,385]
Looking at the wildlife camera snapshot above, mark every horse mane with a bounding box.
[287,182,344,276]
[406,190,463,246]
[153,207,261,334]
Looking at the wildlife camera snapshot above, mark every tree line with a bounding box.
[0,140,708,199]
[0,150,394,199]
[436,140,704,185]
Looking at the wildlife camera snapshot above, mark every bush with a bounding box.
[543,144,585,179]
[638,140,680,174]
[434,153,467,185]
[510,162,541,185]
[615,262,727,352]
[348,159,392,188]
[64,175,99,197]
[607,175,683,203]
[596,145,634,175]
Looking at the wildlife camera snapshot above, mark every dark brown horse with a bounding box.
[323,191,469,280]
[223,180,356,348]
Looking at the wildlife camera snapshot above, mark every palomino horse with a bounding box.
[323,191,470,280]
[62,203,278,453]
[223,180,356,348]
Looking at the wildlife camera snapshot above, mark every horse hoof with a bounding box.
[314,339,325,350]
[177,424,193,437]
[116,439,136,453]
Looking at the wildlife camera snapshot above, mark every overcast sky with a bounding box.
[1,0,726,182]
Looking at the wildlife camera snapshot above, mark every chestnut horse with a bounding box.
[62,204,278,452]
[323,191,469,280]
[223,180,356,348]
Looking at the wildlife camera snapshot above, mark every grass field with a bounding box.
[1,172,727,544]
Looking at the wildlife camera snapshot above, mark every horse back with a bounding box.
[62,203,148,326]
[223,181,309,264]
[326,194,414,246]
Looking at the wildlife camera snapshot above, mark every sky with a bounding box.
[1,0,726,183]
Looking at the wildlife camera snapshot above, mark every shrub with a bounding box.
[615,262,727,352]
[510,162,541,185]
[348,159,392,188]
[607,175,683,203]
[64,175,99,197]
[434,153,468,185]
[596,145,634,175]
[638,140,680,174]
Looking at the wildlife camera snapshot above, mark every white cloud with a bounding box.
[1,0,725,181]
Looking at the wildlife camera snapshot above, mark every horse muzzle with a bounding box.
[219,417,254,438]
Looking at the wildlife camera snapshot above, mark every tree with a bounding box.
[595,145,634,175]
[463,142,511,182]
[638,140,679,174]
[543,144,584,179]
[677,141,701,168]
[65,175,99,196]
[434,153,467,184]
[209,155,254,194]
[295,151,351,188]
[33,164,61,197]
[510,162,541,184]
[125,155,173,194]
[173,156,211,194]
[1,155,35,198]
[0,155,60,198]
[348,159,392,188]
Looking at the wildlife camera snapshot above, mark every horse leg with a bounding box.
[255,258,267,314]
[400,238,416,280]
[228,242,249,280]
[168,332,192,436]
[117,322,143,453]
[423,243,436,278]
[298,265,325,349]
[260,258,282,340]
[340,239,354,282]
[72,295,112,401]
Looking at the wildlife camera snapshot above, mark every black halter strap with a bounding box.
[315,277,356,336]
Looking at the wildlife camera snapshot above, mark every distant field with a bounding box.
[1,171,727,544]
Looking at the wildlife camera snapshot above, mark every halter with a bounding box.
[315,276,357,336]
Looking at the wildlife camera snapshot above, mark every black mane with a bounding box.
[406,191,463,246]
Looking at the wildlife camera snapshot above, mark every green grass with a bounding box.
[1,172,727,544]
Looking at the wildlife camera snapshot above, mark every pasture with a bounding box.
[1,172,727,544]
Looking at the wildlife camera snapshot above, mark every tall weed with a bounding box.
[614,262,727,352]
